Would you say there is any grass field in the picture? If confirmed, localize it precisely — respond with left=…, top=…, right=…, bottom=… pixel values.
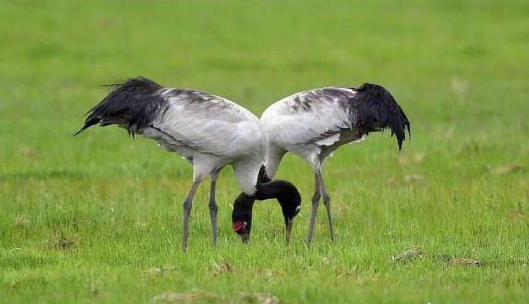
left=1, top=0, right=528, bottom=303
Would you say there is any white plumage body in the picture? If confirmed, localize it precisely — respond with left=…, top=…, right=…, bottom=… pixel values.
left=261, top=87, right=364, bottom=177
left=141, top=88, right=265, bottom=195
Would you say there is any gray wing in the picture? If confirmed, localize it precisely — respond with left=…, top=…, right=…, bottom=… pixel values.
left=261, top=87, right=360, bottom=148
left=146, top=89, right=262, bottom=158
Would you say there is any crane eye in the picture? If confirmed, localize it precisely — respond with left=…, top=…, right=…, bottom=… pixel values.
left=293, top=205, right=301, bottom=216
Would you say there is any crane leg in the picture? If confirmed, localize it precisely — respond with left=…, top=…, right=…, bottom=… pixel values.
left=307, top=172, right=321, bottom=244
left=318, top=172, right=335, bottom=242
left=209, top=179, right=219, bottom=247
left=182, top=181, right=200, bottom=253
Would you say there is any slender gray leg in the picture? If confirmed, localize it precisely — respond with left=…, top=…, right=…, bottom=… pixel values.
left=209, top=179, right=219, bottom=247
left=307, top=172, right=321, bottom=244
left=317, top=171, right=335, bottom=242
left=182, top=181, right=200, bottom=253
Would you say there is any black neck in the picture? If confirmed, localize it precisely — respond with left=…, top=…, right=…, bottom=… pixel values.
left=232, top=175, right=300, bottom=233
left=232, top=181, right=283, bottom=221
left=254, top=180, right=291, bottom=201
left=258, top=165, right=272, bottom=183
left=255, top=180, right=300, bottom=220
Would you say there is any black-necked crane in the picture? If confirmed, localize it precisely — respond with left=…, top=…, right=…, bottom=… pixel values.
left=75, top=77, right=301, bottom=251
left=250, top=83, right=410, bottom=244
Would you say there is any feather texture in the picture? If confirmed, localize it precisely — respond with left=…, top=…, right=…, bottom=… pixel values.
left=75, top=77, right=166, bottom=136
left=261, top=84, right=410, bottom=154
left=75, top=77, right=264, bottom=194
left=350, top=83, right=410, bottom=149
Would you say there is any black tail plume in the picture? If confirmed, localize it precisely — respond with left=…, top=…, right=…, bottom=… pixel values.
left=75, top=77, right=166, bottom=136
left=352, top=83, right=411, bottom=150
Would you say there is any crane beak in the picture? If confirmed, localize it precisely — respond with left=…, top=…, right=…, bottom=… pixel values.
left=241, top=232, right=250, bottom=244
left=285, top=218, right=294, bottom=244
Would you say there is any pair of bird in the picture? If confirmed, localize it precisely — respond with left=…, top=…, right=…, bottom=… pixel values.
left=75, top=77, right=410, bottom=252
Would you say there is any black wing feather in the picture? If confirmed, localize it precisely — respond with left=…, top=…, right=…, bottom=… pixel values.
left=350, top=83, right=411, bottom=150
left=74, top=77, right=167, bottom=136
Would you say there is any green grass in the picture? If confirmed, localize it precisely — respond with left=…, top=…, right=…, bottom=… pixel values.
left=1, top=0, right=528, bottom=303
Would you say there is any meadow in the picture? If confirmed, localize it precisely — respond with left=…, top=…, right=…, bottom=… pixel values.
left=1, top=0, right=528, bottom=303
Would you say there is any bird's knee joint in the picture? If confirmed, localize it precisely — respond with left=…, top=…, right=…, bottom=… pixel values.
left=322, top=194, right=331, bottom=205
left=209, top=201, right=218, bottom=213
left=182, top=200, right=192, bottom=214
left=311, top=193, right=321, bottom=205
